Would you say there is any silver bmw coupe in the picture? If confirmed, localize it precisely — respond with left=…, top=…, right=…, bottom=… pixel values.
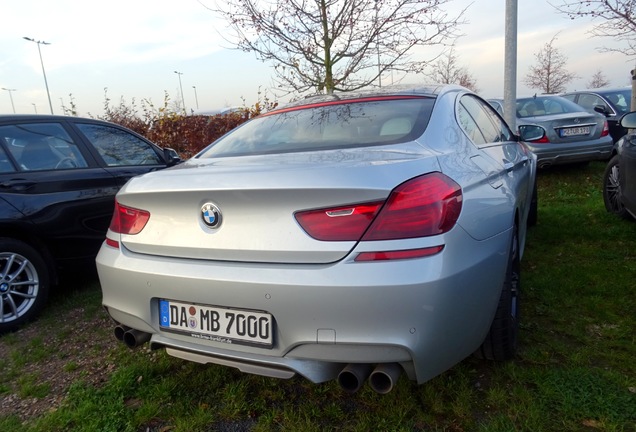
left=96, top=85, right=537, bottom=393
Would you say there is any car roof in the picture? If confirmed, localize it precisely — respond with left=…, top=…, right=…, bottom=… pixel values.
left=273, top=84, right=466, bottom=112
left=562, top=87, right=631, bottom=95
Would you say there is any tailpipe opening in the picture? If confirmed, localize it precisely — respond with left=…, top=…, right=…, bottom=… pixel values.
left=337, top=364, right=373, bottom=394
left=114, top=325, right=131, bottom=341
left=123, top=329, right=151, bottom=348
left=369, top=363, right=402, bottom=394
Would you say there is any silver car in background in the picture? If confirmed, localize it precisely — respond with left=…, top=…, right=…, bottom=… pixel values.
left=96, top=85, right=537, bottom=394
left=561, top=87, right=631, bottom=143
left=490, top=95, right=613, bottom=168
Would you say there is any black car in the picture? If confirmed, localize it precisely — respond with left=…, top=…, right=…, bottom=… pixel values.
left=0, top=115, right=180, bottom=332
left=561, top=88, right=631, bottom=143
left=603, top=112, right=636, bottom=220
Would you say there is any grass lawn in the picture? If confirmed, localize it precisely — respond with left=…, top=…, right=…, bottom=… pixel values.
left=1, top=161, right=634, bottom=431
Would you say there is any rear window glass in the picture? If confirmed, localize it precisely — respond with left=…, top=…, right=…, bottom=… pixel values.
left=197, top=97, right=434, bottom=158
left=516, top=96, right=586, bottom=118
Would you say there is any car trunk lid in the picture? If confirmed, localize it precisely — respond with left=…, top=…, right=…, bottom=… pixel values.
left=115, top=145, right=441, bottom=264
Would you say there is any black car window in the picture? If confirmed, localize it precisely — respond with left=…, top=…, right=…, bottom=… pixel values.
left=459, top=95, right=513, bottom=144
left=561, top=94, right=576, bottom=103
left=602, top=90, right=630, bottom=114
left=578, top=94, right=608, bottom=112
left=0, top=123, right=88, bottom=171
left=0, top=140, right=16, bottom=173
left=76, top=123, right=162, bottom=166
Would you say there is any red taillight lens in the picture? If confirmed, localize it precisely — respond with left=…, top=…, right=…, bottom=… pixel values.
left=295, top=201, right=384, bottom=241
left=601, top=120, right=610, bottom=137
left=363, top=173, right=462, bottom=240
left=295, top=173, right=462, bottom=242
left=109, top=200, right=150, bottom=235
left=529, top=134, right=550, bottom=144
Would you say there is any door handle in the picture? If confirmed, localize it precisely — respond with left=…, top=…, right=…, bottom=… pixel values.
left=0, top=179, right=36, bottom=192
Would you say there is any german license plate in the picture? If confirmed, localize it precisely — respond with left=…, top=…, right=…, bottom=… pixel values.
left=559, top=126, right=590, bottom=137
left=159, top=299, right=273, bottom=347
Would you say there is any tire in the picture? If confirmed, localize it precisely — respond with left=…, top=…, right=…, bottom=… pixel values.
left=0, top=238, right=51, bottom=333
left=475, top=224, right=519, bottom=361
left=602, top=155, right=632, bottom=220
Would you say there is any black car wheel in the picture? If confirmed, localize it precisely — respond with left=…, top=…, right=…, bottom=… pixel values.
left=603, top=155, right=632, bottom=220
left=475, top=224, right=519, bottom=361
left=0, top=238, right=50, bottom=333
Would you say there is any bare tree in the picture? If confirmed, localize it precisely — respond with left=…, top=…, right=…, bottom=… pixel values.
left=523, top=34, right=577, bottom=94
left=588, top=69, right=611, bottom=88
left=425, top=45, right=479, bottom=92
left=208, top=0, right=466, bottom=95
left=551, top=1, right=636, bottom=57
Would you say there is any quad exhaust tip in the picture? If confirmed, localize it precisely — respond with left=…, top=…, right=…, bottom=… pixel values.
left=337, top=363, right=373, bottom=394
left=113, top=325, right=151, bottom=348
left=337, top=363, right=402, bottom=394
left=113, top=325, right=402, bottom=392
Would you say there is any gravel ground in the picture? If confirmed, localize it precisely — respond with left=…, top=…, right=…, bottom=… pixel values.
left=0, top=282, right=117, bottom=422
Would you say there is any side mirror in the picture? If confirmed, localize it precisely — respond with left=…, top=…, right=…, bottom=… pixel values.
left=163, top=148, right=182, bottom=166
left=518, top=124, right=545, bottom=142
left=619, top=111, right=636, bottom=129
left=593, top=105, right=609, bottom=115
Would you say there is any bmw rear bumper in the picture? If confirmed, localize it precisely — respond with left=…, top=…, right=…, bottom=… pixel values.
left=96, top=225, right=512, bottom=384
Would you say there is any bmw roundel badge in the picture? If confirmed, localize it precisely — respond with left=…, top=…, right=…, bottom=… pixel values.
left=201, top=203, right=222, bottom=228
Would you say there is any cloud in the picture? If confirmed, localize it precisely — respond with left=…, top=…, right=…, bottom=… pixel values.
left=3, top=0, right=225, bottom=70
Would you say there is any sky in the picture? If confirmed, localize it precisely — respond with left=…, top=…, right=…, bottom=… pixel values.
left=0, top=0, right=634, bottom=116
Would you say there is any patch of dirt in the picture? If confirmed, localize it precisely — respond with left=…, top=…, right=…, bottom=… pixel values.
left=0, top=304, right=119, bottom=422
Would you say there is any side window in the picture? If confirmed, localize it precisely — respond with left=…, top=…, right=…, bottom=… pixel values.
left=459, top=95, right=513, bottom=145
left=0, top=140, right=16, bottom=173
left=77, top=124, right=162, bottom=166
left=457, top=102, right=486, bottom=145
left=0, top=123, right=88, bottom=171
left=578, top=94, right=607, bottom=112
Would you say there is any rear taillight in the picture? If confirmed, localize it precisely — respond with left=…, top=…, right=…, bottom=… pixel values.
left=295, top=173, right=462, bottom=242
left=109, top=200, right=150, bottom=235
left=363, top=173, right=462, bottom=240
left=105, top=201, right=150, bottom=249
left=294, top=201, right=384, bottom=241
left=601, top=120, right=610, bottom=137
left=529, top=134, right=550, bottom=144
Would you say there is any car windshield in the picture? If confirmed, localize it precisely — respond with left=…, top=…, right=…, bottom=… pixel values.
left=197, top=97, right=434, bottom=159
left=601, top=89, right=631, bottom=115
left=516, top=96, right=586, bottom=118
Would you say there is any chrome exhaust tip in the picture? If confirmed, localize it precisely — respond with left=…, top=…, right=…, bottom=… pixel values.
left=368, top=363, right=402, bottom=394
left=122, top=329, right=151, bottom=348
left=114, top=324, right=131, bottom=341
left=337, top=363, right=373, bottom=394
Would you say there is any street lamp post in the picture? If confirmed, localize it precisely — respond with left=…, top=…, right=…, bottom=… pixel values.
left=32, top=103, right=37, bottom=114
left=23, top=37, right=54, bottom=114
left=174, top=70, right=186, bottom=114
left=192, top=85, right=199, bottom=110
left=2, top=88, right=16, bottom=113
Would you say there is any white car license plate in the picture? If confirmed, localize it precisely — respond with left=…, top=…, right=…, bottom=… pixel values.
left=560, top=126, right=590, bottom=137
left=159, top=299, right=273, bottom=347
